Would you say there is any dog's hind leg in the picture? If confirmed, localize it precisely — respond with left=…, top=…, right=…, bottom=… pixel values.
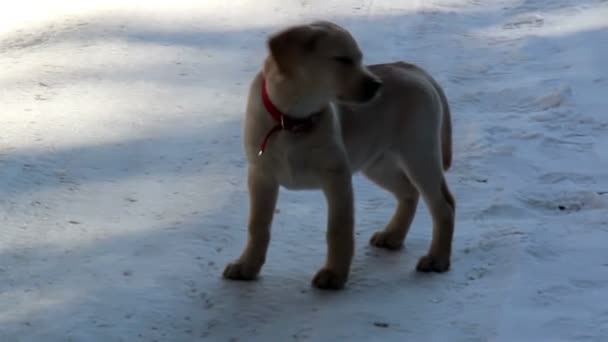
left=396, top=146, right=455, bottom=273
left=364, top=155, right=419, bottom=250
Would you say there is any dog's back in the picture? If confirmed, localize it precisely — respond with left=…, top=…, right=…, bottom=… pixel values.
left=338, top=61, right=452, bottom=172
left=376, top=62, right=452, bottom=170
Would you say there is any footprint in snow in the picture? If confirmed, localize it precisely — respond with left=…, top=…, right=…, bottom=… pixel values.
left=518, top=189, right=608, bottom=214
left=503, top=14, right=544, bottom=29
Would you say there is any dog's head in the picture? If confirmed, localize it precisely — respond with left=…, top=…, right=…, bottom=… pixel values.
left=266, top=21, right=382, bottom=105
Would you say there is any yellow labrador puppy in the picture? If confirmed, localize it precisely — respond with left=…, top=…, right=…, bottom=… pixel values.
left=223, top=21, right=455, bottom=290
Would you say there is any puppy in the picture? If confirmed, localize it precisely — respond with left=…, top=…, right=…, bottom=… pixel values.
left=223, top=21, right=455, bottom=290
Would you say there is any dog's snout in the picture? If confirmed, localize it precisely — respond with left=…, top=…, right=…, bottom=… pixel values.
left=362, top=78, right=382, bottom=100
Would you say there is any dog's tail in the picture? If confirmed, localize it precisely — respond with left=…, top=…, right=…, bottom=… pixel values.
left=432, top=79, right=452, bottom=171
left=440, top=89, right=452, bottom=171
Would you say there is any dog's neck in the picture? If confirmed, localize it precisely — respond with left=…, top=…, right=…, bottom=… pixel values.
left=254, top=57, right=329, bottom=156
left=262, top=57, right=328, bottom=119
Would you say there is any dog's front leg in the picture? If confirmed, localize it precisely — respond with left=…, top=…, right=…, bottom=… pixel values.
left=223, top=166, right=278, bottom=281
left=312, top=166, right=355, bottom=290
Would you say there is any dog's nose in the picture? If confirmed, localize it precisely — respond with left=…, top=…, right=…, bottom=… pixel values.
left=365, top=79, right=382, bottom=97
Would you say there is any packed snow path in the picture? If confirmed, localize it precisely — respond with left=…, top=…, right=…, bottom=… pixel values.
left=1, top=0, right=607, bottom=341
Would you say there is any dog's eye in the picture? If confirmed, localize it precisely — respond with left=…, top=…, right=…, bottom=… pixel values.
left=333, top=56, right=354, bottom=65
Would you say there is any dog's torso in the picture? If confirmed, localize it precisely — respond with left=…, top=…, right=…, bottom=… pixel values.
left=244, top=62, right=449, bottom=190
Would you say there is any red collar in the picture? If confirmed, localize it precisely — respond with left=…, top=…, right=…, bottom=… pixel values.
left=258, top=77, right=321, bottom=156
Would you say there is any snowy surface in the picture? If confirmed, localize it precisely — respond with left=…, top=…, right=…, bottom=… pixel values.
left=1, top=0, right=608, bottom=341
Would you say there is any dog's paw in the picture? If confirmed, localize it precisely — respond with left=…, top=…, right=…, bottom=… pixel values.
left=416, top=254, right=450, bottom=273
left=312, top=268, right=347, bottom=290
left=222, top=261, right=260, bottom=281
left=369, top=230, right=404, bottom=250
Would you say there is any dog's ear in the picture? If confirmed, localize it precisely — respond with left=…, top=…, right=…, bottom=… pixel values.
left=267, top=25, right=326, bottom=74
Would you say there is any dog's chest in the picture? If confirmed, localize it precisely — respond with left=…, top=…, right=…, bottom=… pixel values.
left=274, top=144, right=323, bottom=190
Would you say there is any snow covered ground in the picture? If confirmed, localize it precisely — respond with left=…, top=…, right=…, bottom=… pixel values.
left=1, top=0, right=607, bottom=341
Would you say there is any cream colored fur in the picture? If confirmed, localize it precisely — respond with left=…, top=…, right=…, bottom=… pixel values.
left=223, top=21, right=455, bottom=290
